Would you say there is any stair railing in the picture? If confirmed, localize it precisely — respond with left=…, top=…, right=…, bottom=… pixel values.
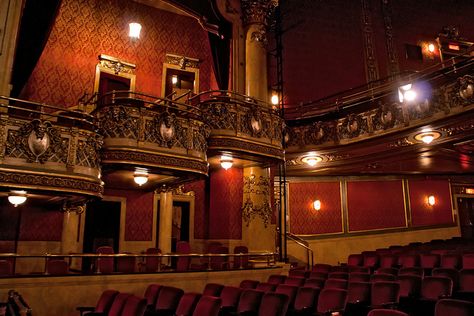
left=286, top=232, right=314, bottom=270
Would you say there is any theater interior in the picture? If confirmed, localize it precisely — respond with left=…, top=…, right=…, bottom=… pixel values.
left=0, top=0, right=473, bottom=315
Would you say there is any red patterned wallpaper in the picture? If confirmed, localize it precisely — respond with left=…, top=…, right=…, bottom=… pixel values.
left=209, top=168, right=243, bottom=239
left=347, top=180, right=406, bottom=232
left=183, top=180, right=207, bottom=239
left=105, top=188, right=154, bottom=241
left=289, top=182, right=342, bottom=235
left=19, top=206, right=63, bottom=241
left=408, top=179, right=453, bottom=227
left=21, top=0, right=216, bottom=107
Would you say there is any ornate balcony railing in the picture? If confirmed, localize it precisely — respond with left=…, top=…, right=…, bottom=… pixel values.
left=96, top=91, right=209, bottom=176
left=190, top=90, right=285, bottom=160
left=0, top=96, right=103, bottom=198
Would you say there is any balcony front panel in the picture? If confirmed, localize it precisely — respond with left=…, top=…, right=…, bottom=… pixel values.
left=196, top=91, right=285, bottom=160
left=96, top=92, right=209, bottom=176
left=0, top=99, right=102, bottom=198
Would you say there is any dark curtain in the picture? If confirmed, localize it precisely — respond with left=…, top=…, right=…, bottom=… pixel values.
left=208, top=32, right=231, bottom=90
left=10, top=0, right=62, bottom=97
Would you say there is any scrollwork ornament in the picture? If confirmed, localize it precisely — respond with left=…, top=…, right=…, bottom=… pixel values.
left=339, top=114, right=366, bottom=139
left=250, top=25, right=267, bottom=44
left=240, top=0, right=278, bottom=26
left=458, top=75, right=474, bottom=102
left=241, top=173, right=272, bottom=227
left=157, top=111, right=177, bottom=148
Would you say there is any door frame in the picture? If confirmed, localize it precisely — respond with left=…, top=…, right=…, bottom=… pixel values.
left=80, top=196, right=126, bottom=253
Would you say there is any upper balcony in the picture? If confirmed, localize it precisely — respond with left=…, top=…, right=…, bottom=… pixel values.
left=95, top=91, right=209, bottom=186
left=0, top=96, right=102, bottom=201
left=284, top=51, right=474, bottom=175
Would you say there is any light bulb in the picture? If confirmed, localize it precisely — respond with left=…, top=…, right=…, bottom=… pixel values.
left=129, top=23, right=142, bottom=39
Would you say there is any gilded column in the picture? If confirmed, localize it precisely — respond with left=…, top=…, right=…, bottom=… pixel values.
left=0, top=0, right=22, bottom=102
left=60, top=205, right=85, bottom=270
left=159, top=191, right=173, bottom=254
left=241, top=0, right=276, bottom=102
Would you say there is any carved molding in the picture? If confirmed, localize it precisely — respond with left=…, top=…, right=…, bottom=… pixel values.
left=381, top=0, right=400, bottom=76
left=208, top=138, right=284, bottom=159
left=360, top=0, right=379, bottom=83
left=165, top=54, right=200, bottom=70
left=101, top=150, right=208, bottom=174
left=240, top=0, right=277, bottom=26
left=0, top=170, right=103, bottom=196
left=242, top=173, right=272, bottom=227
left=98, top=54, right=136, bottom=75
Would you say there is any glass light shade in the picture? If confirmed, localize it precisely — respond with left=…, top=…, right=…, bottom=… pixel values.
left=220, top=155, right=233, bottom=170
left=8, top=195, right=27, bottom=207
left=129, top=22, right=142, bottom=39
left=313, top=200, right=321, bottom=211
left=306, top=158, right=319, bottom=166
left=421, top=134, right=434, bottom=144
left=428, top=43, right=435, bottom=52
left=428, top=195, right=436, bottom=206
left=271, top=94, right=279, bottom=105
left=171, top=75, right=178, bottom=85
left=134, top=174, right=148, bottom=186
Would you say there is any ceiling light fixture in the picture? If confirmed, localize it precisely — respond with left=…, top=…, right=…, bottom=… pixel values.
left=398, top=83, right=418, bottom=103
left=8, top=191, right=27, bottom=207
left=220, top=155, right=233, bottom=170
left=302, top=155, right=323, bottom=167
left=414, top=129, right=441, bottom=144
left=133, top=168, right=149, bottom=186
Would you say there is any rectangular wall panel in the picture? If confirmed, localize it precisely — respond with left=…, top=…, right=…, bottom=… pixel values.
left=408, top=179, right=453, bottom=227
left=289, top=182, right=343, bottom=235
left=347, top=180, right=406, bottom=232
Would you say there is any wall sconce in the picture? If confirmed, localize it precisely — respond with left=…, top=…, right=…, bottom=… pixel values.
left=134, top=168, right=148, bottom=186
left=220, top=155, right=233, bottom=170
left=129, top=22, right=142, bottom=39
left=398, top=83, right=417, bottom=103
left=171, top=75, right=178, bottom=85
left=8, top=191, right=27, bottom=207
left=313, top=199, right=321, bottom=211
left=427, top=195, right=436, bottom=206
left=271, top=94, right=279, bottom=105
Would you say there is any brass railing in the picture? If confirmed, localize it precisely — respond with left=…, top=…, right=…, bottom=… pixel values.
left=0, top=252, right=279, bottom=276
left=286, top=232, right=314, bottom=269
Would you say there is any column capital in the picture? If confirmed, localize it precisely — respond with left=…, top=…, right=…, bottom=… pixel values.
left=240, top=0, right=277, bottom=26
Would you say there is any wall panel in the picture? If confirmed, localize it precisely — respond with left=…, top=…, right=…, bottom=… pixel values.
left=184, top=180, right=207, bottom=239
left=209, top=168, right=243, bottom=239
left=408, top=179, right=453, bottom=227
left=289, top=182, right=342, bottom=235
left=347, top=180, right=406, bottom=231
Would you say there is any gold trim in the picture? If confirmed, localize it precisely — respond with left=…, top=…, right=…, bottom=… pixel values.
left=101, top=159, right=207, bottom=175
left=210, top=135, right=282, bottom=149
left=0, top=183, right=102, bottom=197
left=402, top=179, right=409, bottom=227
left=448, top=180, right=455, bottom=223
left=341, top=180, right=347, bottom=233
left=0, top=167, right=100, bottom=182
left=93, top=55, right=136, bottom=96
left=104, top=146, right=206, bottom=162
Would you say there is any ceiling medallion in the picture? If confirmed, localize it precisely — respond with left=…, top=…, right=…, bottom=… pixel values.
left=301, top=155, right=324, bottom=167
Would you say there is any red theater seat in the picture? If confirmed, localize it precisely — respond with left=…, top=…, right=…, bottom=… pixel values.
left=435, top=299, right=474, bottom=316
left=192, top=296, right=221, bottom=316
left=236, top=289, right=264, bottom=315
left=315, top=288, right=347, bottom=316
left=175, top=293, right=201, bottom=316
left=258, top=292, right=289, bottom=316
left=77, top=289, right=119, bottom=316
left=121, top=295, right=147, bottom=316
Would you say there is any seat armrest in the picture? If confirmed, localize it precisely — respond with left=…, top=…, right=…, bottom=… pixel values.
left=76, top=306, right=95, bottom=316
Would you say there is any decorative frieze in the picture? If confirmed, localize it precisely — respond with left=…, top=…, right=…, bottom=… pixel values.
left=240, top=0, right=277, bottom=26
left=242, top=173, right=272, bottom=227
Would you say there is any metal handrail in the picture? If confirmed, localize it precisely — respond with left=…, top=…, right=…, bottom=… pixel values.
left=0, top=251, right=279, bottom=276
left=286, top=232, right=314, bottom=269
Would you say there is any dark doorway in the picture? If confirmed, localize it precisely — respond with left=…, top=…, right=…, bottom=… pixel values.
left=83, top=200, right=121, bottom=271
left=457, top=197, right=474, bottom=239
left=98, top=72, right=131, bottom=96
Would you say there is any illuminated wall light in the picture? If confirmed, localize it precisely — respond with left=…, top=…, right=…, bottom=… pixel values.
left=8, top=191, right=27, bottom=207
left=466, top=188, right=474, bottom=194
left=398, top=83, right=417, bottom=103
left=129, top=22, right=142, bottom=39
left=428, top=43, right=436, bottom=53
left=220, top=155, right=233, bottom=170
left=448, top=43, right=460, bottom=51
left=171, top=75, right=178, bottom=85
left=271, top=94, right=279, bottom=105
left=427, top=195, right=436, bottom=206
left=313, top=199, right=321, bottom=211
